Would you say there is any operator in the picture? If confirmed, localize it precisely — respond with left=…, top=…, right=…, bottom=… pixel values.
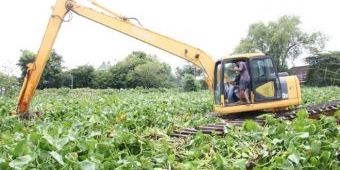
left=229, top=59, right=250, bottom=104
left=224, top=72, right=240, bottom=104
left=224, top=78, right=233, bottom=104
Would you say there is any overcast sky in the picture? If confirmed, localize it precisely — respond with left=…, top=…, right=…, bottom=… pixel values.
left=1, top=0, right=339, bottom=76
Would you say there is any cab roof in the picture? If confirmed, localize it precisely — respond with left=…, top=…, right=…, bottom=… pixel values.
left=217, top=52, right=265, bottom=62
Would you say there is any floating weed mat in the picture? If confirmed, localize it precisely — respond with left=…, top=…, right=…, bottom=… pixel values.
left=0, top=87, right=339, bottom=169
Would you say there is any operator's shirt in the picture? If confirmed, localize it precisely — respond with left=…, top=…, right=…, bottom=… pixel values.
left=238, top=61, right=250, bottom=82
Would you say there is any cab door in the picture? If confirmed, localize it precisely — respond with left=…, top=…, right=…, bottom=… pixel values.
left=213, top=59, right=239, bottom=105
left=213, top=60, right=223, bottom=105
left=249, top=57, right=282, bottom=102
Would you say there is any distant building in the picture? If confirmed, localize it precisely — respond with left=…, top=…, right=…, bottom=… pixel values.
left=97, top=61, right=112, bottom=71
left=290, top=66, right=309, bottom=83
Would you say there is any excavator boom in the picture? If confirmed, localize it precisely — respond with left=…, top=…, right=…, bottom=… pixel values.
left=17, top=0, right=215, bottom=114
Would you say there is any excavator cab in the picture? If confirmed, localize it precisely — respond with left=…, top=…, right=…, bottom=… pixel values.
left=213, top=53, right=301, bottom=115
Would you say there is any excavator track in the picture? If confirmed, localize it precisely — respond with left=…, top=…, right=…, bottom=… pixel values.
left=171, top=100, right=340, bottom=138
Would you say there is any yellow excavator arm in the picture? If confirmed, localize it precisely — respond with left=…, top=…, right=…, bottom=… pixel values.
left=17, top=0, right=216, bottom=114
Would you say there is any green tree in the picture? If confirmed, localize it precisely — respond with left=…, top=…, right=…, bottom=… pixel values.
left=175, top=64, right=208, bottom=89
left=108, top=51, right=152, bottom=88
left=69, top=65, right=95, bottom=88
left=128, top=62, right=172, bottom=88
left=234, top=15, right=328, bottom=72
left=17, top=50, right=35, bottom=78
left=108, top=51, right=174, bottom=88
left=92, top=70, right=111, bottom=89
left=183, top=74, right=200, bottom=91
left=17, top=49, right=64, bottom=89
left=0, top=72, right=19, bottom=96
left=305, top=51, right=340, bottom=86
left=97, top=61, right=112, bottom=71
left=58, top=71, right=74, bottom=88
left=175, top=64, right=203, bottom=78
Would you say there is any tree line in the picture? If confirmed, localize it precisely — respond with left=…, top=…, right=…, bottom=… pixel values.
left=16, top=50, right=205, bottom=91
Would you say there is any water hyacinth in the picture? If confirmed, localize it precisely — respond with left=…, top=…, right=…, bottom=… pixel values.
left=0, top=87, right=339, bottom=169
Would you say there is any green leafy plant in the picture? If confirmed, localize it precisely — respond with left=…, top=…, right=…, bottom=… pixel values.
left=0, top=87, right=339, bottom=169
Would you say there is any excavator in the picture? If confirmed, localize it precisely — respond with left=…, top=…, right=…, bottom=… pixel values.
left=17, top=0, right=303, bottom=117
